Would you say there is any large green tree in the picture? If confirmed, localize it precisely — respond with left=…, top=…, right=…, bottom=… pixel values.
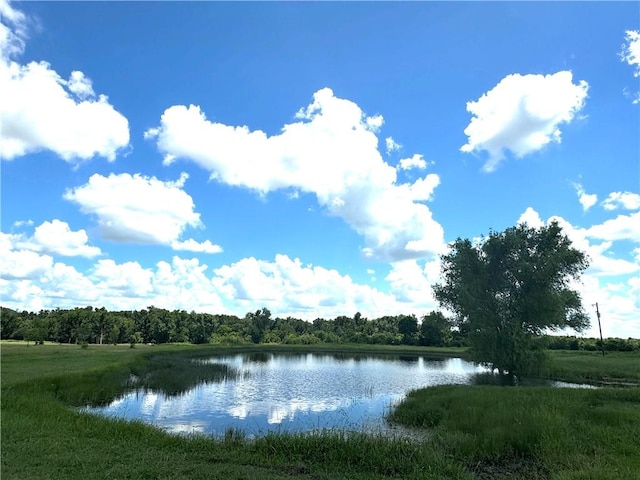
left=433, top=221, right=589, bottom=377
left=419, top=311, right=452, bottom=347
left=247, top=308, right=273, bottom=344
left=398, top=315, right=419, bottom=345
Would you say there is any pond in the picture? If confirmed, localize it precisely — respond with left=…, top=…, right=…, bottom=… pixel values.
left=84, top=352, right=487, bottom=438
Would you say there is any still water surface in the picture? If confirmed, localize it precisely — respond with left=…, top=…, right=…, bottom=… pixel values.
left=85, top=353, right=487, bottom=437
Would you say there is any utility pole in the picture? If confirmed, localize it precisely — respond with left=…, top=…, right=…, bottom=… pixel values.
left=594, top=302, right=605, bottom=357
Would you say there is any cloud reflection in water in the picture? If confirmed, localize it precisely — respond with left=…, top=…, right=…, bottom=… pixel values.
left=85, top=354, right=487, bottom=437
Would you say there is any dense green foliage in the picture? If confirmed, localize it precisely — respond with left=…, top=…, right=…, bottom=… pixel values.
left=1, top=305, right=442, bottom=347
left=419, top=310, right=453, bottom=347
left=2, top=344, right=638, bottom=480
left=544, top=334, right=640, bottom=352
left=434, top=221, right=590, bottom=377
left=2, top=305, right=635, bottom=356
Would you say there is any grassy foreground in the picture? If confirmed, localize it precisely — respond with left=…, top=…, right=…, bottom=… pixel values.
left=390, top=385, right=640, bottom=479
left=1, top=343, right=639, bottom=479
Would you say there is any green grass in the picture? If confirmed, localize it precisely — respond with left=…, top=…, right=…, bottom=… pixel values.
left=2, top=342, right=639, bottom=479
left=389, top=385, right=640, bottom=479
left=543, top=349, right=640, bottom=385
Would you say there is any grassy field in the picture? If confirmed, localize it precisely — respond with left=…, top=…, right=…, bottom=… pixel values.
left=390, top=385, right=640, bottom=479
left=543, top=349, right=640, bottom=385
left=1, top=342, right=639, bottom=479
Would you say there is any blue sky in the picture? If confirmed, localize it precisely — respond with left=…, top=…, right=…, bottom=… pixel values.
left=1, top=1, right=638, bottom=338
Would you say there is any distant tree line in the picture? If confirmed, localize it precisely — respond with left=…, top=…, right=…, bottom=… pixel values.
left=543, top=335, right=639, bottom=352
left=1, top=305, right=636, bottom=352
left=0, top=306, right=459, bottom=347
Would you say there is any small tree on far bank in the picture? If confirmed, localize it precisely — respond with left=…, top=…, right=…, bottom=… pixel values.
left=419, top=311, right=452, bottom=347
left=248, top=308, right=273, bottom=344
left=433, top=221, right=589, bottom=378
left=129, top=331, right=143, bottom=348
left=398, top=315, right=418, bottom=345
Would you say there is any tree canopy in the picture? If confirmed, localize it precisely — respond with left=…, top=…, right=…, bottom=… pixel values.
left=433, top=221, right=590, bottom=377
left=419, top=311, right=452, bottom=347
left=0, top=306, right=448, bottom=348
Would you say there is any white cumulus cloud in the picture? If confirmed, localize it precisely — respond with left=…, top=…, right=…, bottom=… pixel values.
left=14, top=219, right=101, bottom=258
left=64, top=172, right=222, bottom=253
left=146, top=88, right=445, bottom=261
left=0, top=0, right=27, bottom=59
left=0, top=0, right=129, bottom=162
left=461, top=71, right=589, bottom=172
left=66, top=70, right=95, bottom=100
left=171, top=239, right=223, bottom=254
left=601, top=191, right=640, bottom=211
left=385, top=258, right=440, bottom=307
left=517, top=206, right=545, bottom=229
left=620, top=30, right=640, bottom=104
left=151, top=256, right=224, bottom=312
left=40, top=262, right=99, bottom=304
left=577, top=274, right=639, bottom=340
left=0, top=232, right=53, bottom=280
left=620, top=30, right=640, bottom=77
left=573, top=183, right=598, bottom=211
left=585, top=211, right=640, bottom=243
left=385, top=136, right=401, bottom=155
left=0, top=253, right=227, bottom=313
left=213, top=254, right=400, bottom=318
left=91, top=259, right=154, bottom=298
left=398, top=154, right=428, bottom=171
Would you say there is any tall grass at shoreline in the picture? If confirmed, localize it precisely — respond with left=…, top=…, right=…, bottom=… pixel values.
left=389, top=384, right=640, bottom=478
